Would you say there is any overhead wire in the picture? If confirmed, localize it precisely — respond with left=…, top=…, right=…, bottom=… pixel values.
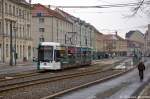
left=55, top=1, right=150, bottom=8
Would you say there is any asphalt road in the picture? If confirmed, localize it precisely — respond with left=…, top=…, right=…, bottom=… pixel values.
left=58, top=58, right=150, bottom=99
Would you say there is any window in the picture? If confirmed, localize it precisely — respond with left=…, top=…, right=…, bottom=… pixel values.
left=0, top=2, right=1, bottom=12
left=13, top=6, right=15, bottom=16
left=9, top=4, right=12, bottom=15
left=6, top=22, right=8, bottom=35
left=27, top=12, right=30, bottom=20
left=38, top=46, right=53, bottom=62
left=16, top=8, right=19, bottom=16
left=19, top=9, right=21, bottom=17
left=6, top=44, right=8, bottom=57
left=20, top=45, right=22, bottom=58
left=36, top=12, right=43, bottom=17
left=55, top=50, right=61, bottom=62
left=39, top=37, right=44, bottom=42
left=39, top=18, right=44, bottom=23
left=5, top=3, right=8, bottom=14
left=27, top=24, right=30, bottom=38
left=0, top=22, right=1, bottom=34
left=39, top=28, right=45, bottom=32
left=20, top=25, right=22, bottom=37
left=23, top=26, right=24, bottom=37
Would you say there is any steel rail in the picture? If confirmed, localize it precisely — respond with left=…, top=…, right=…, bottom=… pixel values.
left=0, top=60, right=125, bottom=93
left=41, top=66, right=136, bottom=99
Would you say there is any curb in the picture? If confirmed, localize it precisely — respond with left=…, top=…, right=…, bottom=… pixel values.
left=129, top=65, right=150, bottom=99
left=0, top=63, right=33, bottom=68
left=130, top=78, right=150, bottom=99
left=137, top=83, right=150, bottom=99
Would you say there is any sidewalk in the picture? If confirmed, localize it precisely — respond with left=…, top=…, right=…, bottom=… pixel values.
left=0, top=57, right=127, bottom=75
left=0, top=61, right=34, bottom=68
left=92, top=57, right=128, bottom=65
left=0, top=62, right=36, bottom=75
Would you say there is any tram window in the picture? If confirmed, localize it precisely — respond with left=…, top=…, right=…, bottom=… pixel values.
left=55, top=50, right=66, bottom=62
left=38, top=46, right=53, bottom=62
left=55, top=50, right=61, bottom=62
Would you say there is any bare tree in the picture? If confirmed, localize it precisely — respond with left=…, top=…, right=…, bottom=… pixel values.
left=132, top=0, right=150, bottom=16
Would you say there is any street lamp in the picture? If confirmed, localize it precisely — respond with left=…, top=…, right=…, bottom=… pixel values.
left=13, top=26, right=17, bottom=65
left=9, top=21, right=13, bottom=66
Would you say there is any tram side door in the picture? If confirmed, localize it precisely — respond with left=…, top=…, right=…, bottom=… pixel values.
left=53, top=47, right=61, bottom=69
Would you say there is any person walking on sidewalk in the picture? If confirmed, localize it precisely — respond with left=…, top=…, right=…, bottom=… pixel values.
left=137, top=61, right=145, bottom=82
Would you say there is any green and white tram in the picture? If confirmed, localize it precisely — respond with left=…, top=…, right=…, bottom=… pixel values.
left=37, top=42, right=92, bottom=70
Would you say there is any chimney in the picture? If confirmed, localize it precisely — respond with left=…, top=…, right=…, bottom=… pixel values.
left=29, top=0, right=32, bottom=4
left=115, top=31, right=118, bottom=36
left=48, top=5, right=51, bottom=8
left=148, top=24, right=150, bottom=30
left=148, top=24, right=150, bottom=39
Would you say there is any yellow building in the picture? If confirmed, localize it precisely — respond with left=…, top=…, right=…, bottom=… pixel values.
left=95, top=32, right=128, bottom=59
left=0, top=0, right=32, bottom=64
left=104, top=34, right=127, bottom=55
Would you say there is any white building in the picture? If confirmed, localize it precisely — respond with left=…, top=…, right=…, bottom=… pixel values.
left=144, top=24, right=150, bottom=56
left=0, top=0, right=32, bottom=64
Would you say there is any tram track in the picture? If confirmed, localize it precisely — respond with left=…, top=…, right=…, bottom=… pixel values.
left=0, top=59, right=125, bottom=94
left=0, top=69, right=118, bottom=92
left=41, top=68, right=135, bottom=99
left=0, top=71, right=40, bottom=81
left=1, top=68, right=133, bottom=99
left=0, top=59, right=133, bottom=99
left=41, top=70, right=125, bottom=99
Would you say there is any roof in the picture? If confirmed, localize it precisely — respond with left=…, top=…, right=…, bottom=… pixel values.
left=32, top=4, right=66, bottom=21
left=9, top=0, right=31, bottom=7
left=126, top=31, right=135, bottom=38
left=103, top=34, right=124, bottom=40
left=126, top=30, right=144, bottom=38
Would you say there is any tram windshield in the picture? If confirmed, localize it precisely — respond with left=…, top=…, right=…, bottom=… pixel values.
left=38, top=46, right=53, bottom=62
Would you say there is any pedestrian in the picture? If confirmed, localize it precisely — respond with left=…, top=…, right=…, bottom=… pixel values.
left=137, top=61, right=145, bottom=82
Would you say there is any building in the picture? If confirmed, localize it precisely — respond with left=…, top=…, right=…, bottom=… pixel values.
left=94, top=30, right=103, bottom=59
left=126, top=30, right=144, bottom=56
left=32, top=4, right=94, bottom=57
left=102, top=33, right=127, bottom=57
left=32, top=4, right=73, bottom=57
left=144, top=24, right=150, bottom=56
left=55, top=7, right=94, bottom=48
left=94, top=31, right=127, bottom=59
left=0, top=0, right=32, bottom=64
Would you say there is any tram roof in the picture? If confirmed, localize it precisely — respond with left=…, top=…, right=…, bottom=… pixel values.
left=39, top=42, right=60, bottom=46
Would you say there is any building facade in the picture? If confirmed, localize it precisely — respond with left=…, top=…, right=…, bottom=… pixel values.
left=144, top=24, right=150, bottom=56
left=126, top=30, right=144, bottom=56
left=94, top=32, right=127, bottom=59
left=103, top=34, right=127, bottom=57
left=94, top=31, right=104, bottom=59
left=0, top=0, right=32, bottom=64
left=32, top=4, right=73, bottom=57
left=55, top=8, right=94, bottom=48
left=32, top=4, right=94, bottom=58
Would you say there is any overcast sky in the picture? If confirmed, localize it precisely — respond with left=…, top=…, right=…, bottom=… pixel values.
left=30, top=0, right=150, bottom=38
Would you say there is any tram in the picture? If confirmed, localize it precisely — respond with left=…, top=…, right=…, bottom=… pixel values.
left=37, top=42, right=92, bottom=70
